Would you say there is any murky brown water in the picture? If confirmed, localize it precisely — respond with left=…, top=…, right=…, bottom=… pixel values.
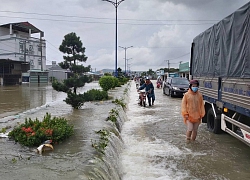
left=1, top=81, right=250, bottom=180
left=121, top=80, right=250, bottom=180
left=0, top=83, right=70, bottom=118
left=0, top=82, right=123, bottom=180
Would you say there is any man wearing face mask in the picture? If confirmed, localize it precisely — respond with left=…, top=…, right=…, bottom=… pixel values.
left=181, top=80, right=205, bottom=141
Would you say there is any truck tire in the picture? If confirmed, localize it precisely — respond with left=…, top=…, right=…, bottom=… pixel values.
left=207, top=108, right=221, bottom=134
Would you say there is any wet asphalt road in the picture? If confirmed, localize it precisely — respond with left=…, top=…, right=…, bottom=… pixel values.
left=0, top=81, right=250, bottom=180
left=121, top=80, right=250, bottom=180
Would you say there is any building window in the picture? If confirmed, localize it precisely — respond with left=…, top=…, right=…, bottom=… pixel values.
left=38, top=58, right=41, bottom=65
left=19, top=42, right=24, bottom=53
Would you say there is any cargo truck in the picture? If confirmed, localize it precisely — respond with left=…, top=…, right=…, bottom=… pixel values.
left=190, top=2, right=250, bottom=146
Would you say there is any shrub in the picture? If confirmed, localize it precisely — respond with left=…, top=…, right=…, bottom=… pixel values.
left=118, top=77, right=129, bottom=85
left=112, top=98, right=126, bottom=110
left=106, top=108, right=119, bottom=123
left=112, top=77, right=120, bottom=88
left=91, top=129, right=110, bottom=155
left=64, top=92, right=85, bottom=109
left=99, top=76, right=115, bottom=91
left=83, top=89, right=108, bottom=101
left=8, top=113, right=74, bottom=147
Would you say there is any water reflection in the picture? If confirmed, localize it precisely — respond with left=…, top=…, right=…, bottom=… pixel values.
left=0, top=84, right=65, bottom=118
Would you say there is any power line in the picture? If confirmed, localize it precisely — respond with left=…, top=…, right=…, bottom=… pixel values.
left=165, top=52, right=190, bottom=61
left=155, top=52, right=190, bottom=69
left=0, top=15, right=215, bottom=26
left=0, top=10, right=219, bottom=22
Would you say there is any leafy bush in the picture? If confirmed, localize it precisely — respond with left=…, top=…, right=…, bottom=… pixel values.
left=99, top=76, right=115, bottom=91
left=112, top=77, right=120, bottom=88
left=64, top=92, right=85, bottom=109
left=106, top=108, right=119, bottom=123
left=83, top=89, right=108, bottom=101
left=112, top=98, right=126, bottom=110
left=118, top=77, right=129, bottom=85
left=8, top=113, right=74, bottom=147
left=52, top=80, right=70, bottom=93
left=91, top=129, right=110, bottom=155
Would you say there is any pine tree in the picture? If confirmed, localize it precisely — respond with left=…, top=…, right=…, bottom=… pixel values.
left=52, top=32, right=92, bottom=109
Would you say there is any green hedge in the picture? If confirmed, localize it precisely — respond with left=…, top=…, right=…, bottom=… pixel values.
left=99, top=76, right=115, bottom=91
left=83, top=89, right=108, bottom=101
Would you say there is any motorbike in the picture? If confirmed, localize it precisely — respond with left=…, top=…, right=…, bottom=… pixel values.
left=138, top=89, right=147, bottom=107
left=156, top=82, right=161, bottom=88
left=156, top=81, right=162, bottom=88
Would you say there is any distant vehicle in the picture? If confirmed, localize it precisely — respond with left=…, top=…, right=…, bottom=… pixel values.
left=163, top=77, right=189, bottom=97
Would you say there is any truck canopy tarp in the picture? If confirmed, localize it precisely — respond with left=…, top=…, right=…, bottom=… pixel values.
left=191, top=2, right=250, bottom=78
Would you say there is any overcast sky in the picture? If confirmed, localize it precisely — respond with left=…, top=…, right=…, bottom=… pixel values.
left=0, top=0, right=248, bottom=72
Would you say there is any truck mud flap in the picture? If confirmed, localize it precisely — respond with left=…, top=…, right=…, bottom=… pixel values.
left=221, top=114, right=250, bottom=147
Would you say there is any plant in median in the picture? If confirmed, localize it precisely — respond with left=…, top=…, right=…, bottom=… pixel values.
left=8, top=113, right=74, bottom=147
left=106, top=108, right=119, bottom=123
left=52, top=32, right=92, bottom=109
left=112, top=98, right=126, bottom=110
left=91, top=129, right=110, bottom=155
left=99, top=76, right=115, bottom=91
left=83, top=89, right=108, bottom=101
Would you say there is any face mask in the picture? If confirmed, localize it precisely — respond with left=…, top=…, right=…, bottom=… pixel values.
left=191, top=87, right=198, bottom=92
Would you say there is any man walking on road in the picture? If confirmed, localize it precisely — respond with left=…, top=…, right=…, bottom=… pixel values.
left=138, top=77, right=155, bottom=106
left=181, top=80, right=205, bottom=141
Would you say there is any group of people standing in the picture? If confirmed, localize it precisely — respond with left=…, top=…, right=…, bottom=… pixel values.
left=134, top=76, right=205, bottom=142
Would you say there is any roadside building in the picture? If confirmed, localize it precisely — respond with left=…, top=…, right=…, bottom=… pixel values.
left=46, top=61, right=70, bottom=82
left=179, top=62, right=190, bottom=80
left=0, top=22, right=47, bottom=85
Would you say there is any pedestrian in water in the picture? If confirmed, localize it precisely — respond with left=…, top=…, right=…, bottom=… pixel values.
left=181, top=80, right=205, bottom=141
left=138, top=77, right=155, bottom=106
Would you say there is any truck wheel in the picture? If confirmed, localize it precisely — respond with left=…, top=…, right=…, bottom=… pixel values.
left=207, top=108, right=221, bottom=134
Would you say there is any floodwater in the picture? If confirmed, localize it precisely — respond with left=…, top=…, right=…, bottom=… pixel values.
left=0, top=82, right=121, bottom=180
left=121, top=81, right=250, bottom=180
left=0, top=81, right=250, bottom=180
left=0, top=83, right=64, bottom=118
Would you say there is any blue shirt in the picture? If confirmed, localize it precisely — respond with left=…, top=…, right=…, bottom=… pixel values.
left=139, top=82, right=154, bottom=95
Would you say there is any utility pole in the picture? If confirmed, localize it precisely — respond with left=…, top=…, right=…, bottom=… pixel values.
left=102, top=0, right=125, bottom=77
left=165, top=60, right=170, bottom=72
left=23, top=40, right=27, bottom=62
left=126, top=57, right=132, bottom=74
left=127, top=63, right=132, bottom=73
left=40, top=32, right=44, bottom=71
left=119, top=45, right=132, bottom=75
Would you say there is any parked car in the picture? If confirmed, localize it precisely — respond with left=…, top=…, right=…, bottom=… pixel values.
left=163, top=77, right=189, bottom=97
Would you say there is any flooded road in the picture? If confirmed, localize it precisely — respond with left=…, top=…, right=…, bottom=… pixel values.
left=121, top=80, right=250, bottom=180
left=0, top=81, right=250, bottom=180
left=0, top=82, right=123, bottom=180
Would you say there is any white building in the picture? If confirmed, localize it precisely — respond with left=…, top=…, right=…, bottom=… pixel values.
left=0, top=22, right=47, bottom=85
